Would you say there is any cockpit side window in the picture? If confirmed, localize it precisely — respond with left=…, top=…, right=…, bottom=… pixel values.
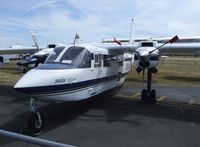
left=45, top=46, right=65, bottom=63
left=60, top=47, right=84, bottom=64
left=77, top=51, right=93, bottom=68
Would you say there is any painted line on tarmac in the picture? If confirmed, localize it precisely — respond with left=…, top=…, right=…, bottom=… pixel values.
left=157, top=96, right=166, bottom=102
left=158, top=100, right=200, bottom=111
left=130, top=93, right=140, bottom=99
left=114, top=94, right=139, bottom=101
left=115, top=95, right=200, bottom=111
left=115, top=93, right=140, bottom=100
left=188, top=99, right=196, bottom=105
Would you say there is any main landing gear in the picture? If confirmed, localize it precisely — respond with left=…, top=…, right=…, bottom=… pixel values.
left=141, top=68, right=157, bottom=103
left=26, top=98, right=43, bottom=136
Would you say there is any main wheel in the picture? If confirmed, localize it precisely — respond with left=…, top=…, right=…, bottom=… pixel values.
left=150, top=89, right=156, bottom=103
left=27, top=112, right=43, bottom=136
left=141, top=89, right=147, bottom=102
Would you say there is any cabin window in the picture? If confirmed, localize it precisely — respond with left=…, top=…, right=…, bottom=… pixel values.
left=48, top=44, right=56, bottom=48
left=103, top=55, right=123, bottom=67
left=94, top=54, right=102, bottom=67
left=104, top=55, right=111, bottom=67
left=110, top=55, right=123, bottom=66
left=141, top=42, right=153, bottom=47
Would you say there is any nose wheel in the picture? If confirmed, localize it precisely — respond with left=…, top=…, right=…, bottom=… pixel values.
left=141, top=69, right=156, bottom=103
left=27, top=98, right=43, bottom=136
left=141, top=89, right=156, bottom=103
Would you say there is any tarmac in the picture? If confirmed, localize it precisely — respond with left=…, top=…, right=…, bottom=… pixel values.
left=1, top=83, right=200, bottom=147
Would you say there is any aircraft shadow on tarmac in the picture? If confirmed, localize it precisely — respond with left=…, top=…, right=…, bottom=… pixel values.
left=1, top=91, right=200, bottom=145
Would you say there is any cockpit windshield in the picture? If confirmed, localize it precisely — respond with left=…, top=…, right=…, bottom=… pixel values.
left=45, top=46, right=93, bottom=68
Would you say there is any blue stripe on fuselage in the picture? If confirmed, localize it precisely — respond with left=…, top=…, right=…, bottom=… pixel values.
left=14, top=72, right=128, bottom=95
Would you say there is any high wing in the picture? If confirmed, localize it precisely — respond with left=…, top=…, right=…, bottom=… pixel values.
left=0, top=45, right=39, bottom=55
left=157, top=43, right=200, bottom=56
left=102, top=37, right=200, bottom=56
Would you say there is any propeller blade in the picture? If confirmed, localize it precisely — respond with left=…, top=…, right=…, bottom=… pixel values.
left=30, top=30, right=40, bottom=51
left=169, top=35, right=179, bottom=43
left=149, top=35, right=179, bottom=54
left=113, top=38, right=122, bottom=46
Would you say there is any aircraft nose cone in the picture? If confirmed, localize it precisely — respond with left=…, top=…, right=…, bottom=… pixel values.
left=14, top=69, right=49, bottom=95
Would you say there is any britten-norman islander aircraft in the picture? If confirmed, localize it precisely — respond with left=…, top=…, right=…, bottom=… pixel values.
left=14, top=40, right=134, bottom=135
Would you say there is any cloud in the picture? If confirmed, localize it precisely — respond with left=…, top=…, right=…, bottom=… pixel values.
left=1, top=0, right=200, bottom=47
left=26, top=0, right=57, bottom=12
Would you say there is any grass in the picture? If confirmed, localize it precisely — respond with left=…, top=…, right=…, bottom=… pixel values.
left=0, top=61, right=24, bottom=86
left=127, top=57, right=200, bottom=86
left=1, top=57, right=200, bottom=86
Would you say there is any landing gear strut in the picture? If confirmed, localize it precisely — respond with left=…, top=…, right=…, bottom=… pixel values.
left=27, top=98, right=43, bottom=136
left=141, top=69, right=156, bottom=103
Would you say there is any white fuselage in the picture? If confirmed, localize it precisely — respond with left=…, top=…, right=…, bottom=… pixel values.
left=14, top=45, right=132, bottom=102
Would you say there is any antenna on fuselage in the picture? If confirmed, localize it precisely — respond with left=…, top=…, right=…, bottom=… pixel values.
left=73, top=32, right=80, bottom=46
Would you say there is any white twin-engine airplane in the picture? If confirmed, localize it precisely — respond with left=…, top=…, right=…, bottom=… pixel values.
left=16, top=31, right=64, bottom=69
left=14, top=42, right=133, bottom=135
left=133, top=35, right=179, bottom=102
left=0, top=31, right=63, bottom=68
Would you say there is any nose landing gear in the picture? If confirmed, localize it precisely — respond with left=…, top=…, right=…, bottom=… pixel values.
left=27, top=98, right=43, bottom=136
left=141, top=69, right=156, bottom=103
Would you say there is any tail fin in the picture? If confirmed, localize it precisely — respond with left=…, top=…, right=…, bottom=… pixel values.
left=129, top=18, right=134, bottom=44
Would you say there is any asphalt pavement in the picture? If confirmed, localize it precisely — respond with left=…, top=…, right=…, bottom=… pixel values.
left=1, top=84, right=200, bottom=147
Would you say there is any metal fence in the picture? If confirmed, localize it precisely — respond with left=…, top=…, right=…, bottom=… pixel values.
left=0, top=130, right=75, bottom=147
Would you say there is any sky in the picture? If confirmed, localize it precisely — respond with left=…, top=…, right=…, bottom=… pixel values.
left=0, top=0, right=200, bottom=47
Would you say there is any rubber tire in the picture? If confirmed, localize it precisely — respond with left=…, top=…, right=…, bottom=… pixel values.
left=150, top=89, right=156, bottom=103
left=141, top=89, right=147, bottom=102
left=27, top=112, right=43, bottom=136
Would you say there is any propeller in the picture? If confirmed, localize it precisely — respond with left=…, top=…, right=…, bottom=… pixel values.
left=30, top=30, right=40, bottom=51
left=17, top=31, right=44, bottom=69
left=149, top=35, right=179, bottom=54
